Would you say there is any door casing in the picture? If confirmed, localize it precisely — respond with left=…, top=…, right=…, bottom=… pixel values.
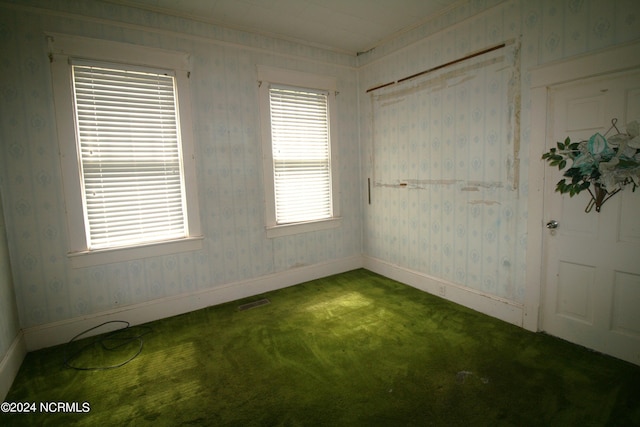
left=525, top=40, right=640, bottom=333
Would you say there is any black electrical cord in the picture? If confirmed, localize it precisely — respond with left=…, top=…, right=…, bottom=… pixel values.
left=63, top=320, right=152, bottom=371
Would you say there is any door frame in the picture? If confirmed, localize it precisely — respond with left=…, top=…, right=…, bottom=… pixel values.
left=524, top=40, right=640, bottom=333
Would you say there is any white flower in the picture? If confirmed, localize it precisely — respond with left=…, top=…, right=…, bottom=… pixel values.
left=599, top=157, right=619, bottom=171
left=628, top=135, right=640, bottom=149
left=599, top=170, right=618, bottom=190
left=627, top=120, right=640, bottom=149
left=607, top=133, right=628, bottom=147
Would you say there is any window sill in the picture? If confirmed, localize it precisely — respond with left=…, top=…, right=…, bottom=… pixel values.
left=265, top=217, right=342, bottom=238
left=68, top=236, right=204, bottom=268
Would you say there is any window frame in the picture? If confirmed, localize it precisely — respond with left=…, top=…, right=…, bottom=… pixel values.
left=49, top=34, right=202, bottom=268
left=257, top=65, right=341, bottom=238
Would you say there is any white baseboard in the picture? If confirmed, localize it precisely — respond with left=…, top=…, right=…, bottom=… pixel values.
left=0, top=331, right=26, bottom=402
left=23, top=255, right=363, bottom=351
left=363, top=256, right=524, bottom=327
left=20, top=254, right=524, bottom=353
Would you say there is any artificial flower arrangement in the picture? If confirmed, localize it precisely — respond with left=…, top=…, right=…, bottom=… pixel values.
left=541, top=119, right=640, bottom=212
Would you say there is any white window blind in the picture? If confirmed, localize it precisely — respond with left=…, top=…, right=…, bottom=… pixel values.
left=269, top=85, right=333, bottom=224
left=72, top=62, right=188, bottom=249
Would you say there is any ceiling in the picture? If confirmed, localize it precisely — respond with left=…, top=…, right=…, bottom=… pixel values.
left=107, top=0, right=461, bottom=55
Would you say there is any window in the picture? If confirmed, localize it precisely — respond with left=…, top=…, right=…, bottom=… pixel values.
left=72, top=62, right=187, bottom=249
left=269, top=85, right=332, bottom=223
left=49, top=34, right=202, bottom=267
left=258, top=66, right=341, bottom=238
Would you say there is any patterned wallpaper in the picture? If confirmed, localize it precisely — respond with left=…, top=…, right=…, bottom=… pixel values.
left=368, top=43, right=522, bottom=300
left=0, top=0, right=361, bottom=331
left=359, top=0, right=640, bottom=304
left=1, top=0, right=640, bottom=354
left=0, top=191, right=19, bottom=359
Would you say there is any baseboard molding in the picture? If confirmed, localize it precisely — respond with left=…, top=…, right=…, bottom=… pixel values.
left=363, top=256, right=524, bottom=327
left=21, top=254, right=524, bottom=352
left=23, top=255, right=363, bottom=351
left=0, top=331, right=26, bottom=402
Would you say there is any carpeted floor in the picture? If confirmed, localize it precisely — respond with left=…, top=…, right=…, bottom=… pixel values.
left=2, top=269, right=639, bottom=426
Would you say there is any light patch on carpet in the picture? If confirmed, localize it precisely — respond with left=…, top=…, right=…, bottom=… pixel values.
left=304, top=292, right=372, bottom=319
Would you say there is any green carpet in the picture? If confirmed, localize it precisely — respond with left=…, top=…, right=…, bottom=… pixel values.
left=2, top=269, right=639, bottom=426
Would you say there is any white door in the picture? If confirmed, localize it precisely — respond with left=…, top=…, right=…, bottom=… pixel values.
left=542, top=69, right=640, bottom=365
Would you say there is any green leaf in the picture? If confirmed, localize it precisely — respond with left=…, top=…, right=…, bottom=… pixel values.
left=556, top=179, right=568, bottom=193
left=559, top=159, right=567, bottom=169
left=564, top=168, right=581, bottom=178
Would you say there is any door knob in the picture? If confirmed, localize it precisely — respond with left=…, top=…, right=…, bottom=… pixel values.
left=546, top=220, right=559, bottom=229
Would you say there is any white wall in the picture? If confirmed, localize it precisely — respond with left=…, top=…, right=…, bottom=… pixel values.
left=0, top=0, right=362, bottom=346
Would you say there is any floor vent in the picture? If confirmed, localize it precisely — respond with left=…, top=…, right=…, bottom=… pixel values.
left=238, top=298, right=271, bottom=311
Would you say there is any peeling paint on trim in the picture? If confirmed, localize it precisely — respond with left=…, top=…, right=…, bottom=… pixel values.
left=405, top=179, right=459, bottom=186
left=467, top=181, right=504, bottom=189
left=374, top=180, right=504, bottom=190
